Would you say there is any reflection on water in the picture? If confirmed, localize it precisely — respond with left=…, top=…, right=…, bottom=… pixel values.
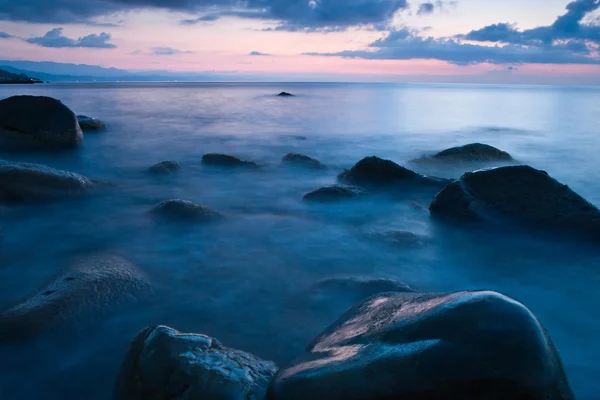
left=0, top=82, right=599, bottom=399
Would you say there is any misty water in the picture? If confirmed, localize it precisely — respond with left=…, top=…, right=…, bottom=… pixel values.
left=0, top=82, right=599, bottom=399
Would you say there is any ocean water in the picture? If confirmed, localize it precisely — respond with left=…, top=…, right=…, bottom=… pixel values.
left=0, top=82, right=599, bottom=399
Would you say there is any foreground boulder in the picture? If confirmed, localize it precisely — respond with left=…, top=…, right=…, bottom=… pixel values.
left=202, top=154, right=260, bottom=169
left=148, top=160, right=180, bottom=175
left=114, top=325, right=277, bottom=400
left=339, top=156, right=449, bottom=190
left=0, top=95, right=82, bottom=148
left=0, top=160, right=98, bottom=203
left=149, top=199, right=222, bottom=222
left=77, top=115, right=106, bottom=131
left=271, top=290, right=574, bottom=400
left=426, top=143, right=513, bottom=162
left=282, top=153, right=326, bottom=170
left=430, top=165, right=600, bottom=238
left=303, top=185, right=368, bottom=202
left=0, top=255, right=149, bottom=342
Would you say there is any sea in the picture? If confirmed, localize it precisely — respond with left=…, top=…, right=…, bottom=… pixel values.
left=0, top=82, right=599, bottom=399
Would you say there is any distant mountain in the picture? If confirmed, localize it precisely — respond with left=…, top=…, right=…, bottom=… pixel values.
left=0, top=60, right=134, bottom=78
left=0, top=68, right=43, bottom=84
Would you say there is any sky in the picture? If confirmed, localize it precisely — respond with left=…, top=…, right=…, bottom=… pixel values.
left=0, top=0, right=599, bottom=84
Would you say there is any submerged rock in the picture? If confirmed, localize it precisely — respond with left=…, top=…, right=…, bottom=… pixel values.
left=282, top=153, right=326, bottom=170
left=114, top=325, right=277, bottom=400
left=0, top=95, right=82, bottom=148
left=303, top=185, right=368, bottom=202
left=77, top=115, right=106, bottom=131
left=149, top=199, right=222, bottom=222
left=365, top=230, right=426, bottom=248
left=427, top=143, right=513, bottom=162
left=338, top=156, right=449, bottom=190
left=148, top=160, right=180, bottom=175
left=0, top=160, right=98, bottom=203
left=202, top=153, right=260, bottom=169
left=271, top=290, right=574, bottom=400
left=277, top=92, right=294, bottom=97
left=430, top=165, right=600, bottom=238
left=310, top=277, right=414, bottom=301
left=0, top=255, right=149, bottom=342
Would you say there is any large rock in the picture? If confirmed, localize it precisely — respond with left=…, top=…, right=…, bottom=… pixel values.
left=148, top=160, right=180, bottom=175
left=429, top=143, right=513, bottom=162
left=303, top=185, right=368, bottom=202
left=338, top=156, right=449, bottom=190
left=77, top=115, right=106, bottom=131
left=149, top=199, right=222, bottom=222
left=270, top=290, right=574, bottom=400
left=202, top=154, right=260, bottom=169
left=430, top=165, right=600, bottom=238
left=0, top=95, right=83, bottom=148
left=282, top=153, right=326, bottom=170
left=114, top=325, right=277, bottom=400
left=0, top=160, right=98, bottom=203
left=0, top=255, right=150, bottom=342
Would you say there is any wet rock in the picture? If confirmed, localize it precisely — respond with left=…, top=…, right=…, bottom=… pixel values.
left=282, top=153, right=326, bottom=170
left=149, top=199, right=222, bottom=222
left=271, top=290, right=574, bottom=400
left=114, top=325, right=277, bottom=400
left=338, top=156, right=450, bottom=190
left=430, top=165, right=600, bottom=238
left=202, top=153, right=260, bottom=169
left=303, top=185, right=368, bottom=202
left=0, top=95, right=83, bottom=148
left=277, top=92, right=294, bottom=97
left=365, top=230, right=426, bottom=248
left=148, top=160, right=180, bottom=175
left=427, top=143, right=513, bottom=162
left=0, top=255, right=150, bottom=342
left=0, top=160, right=98, bottom=203
left=77, top=115, right=106, bottom=131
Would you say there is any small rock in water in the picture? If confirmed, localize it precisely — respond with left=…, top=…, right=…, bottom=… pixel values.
left=303, top=184, right=368, bottom=202
left=114, top=325, right=277, bottom=400
left=282, top=153, right=326, bottom=170
left=0, top=95, right=83, bottom=148
left=149, top=199, right=222, bottom=222
left=202, top=153, right=260, bottom=169
left=366, top=230, right=426, bottom=248
left=271, top=290, right=574, bottom=400
left=77, top=115, right=106, bottom=131
left=148, top=160, right=180, bottom=174
left=277, top=92, right=294, bottom=97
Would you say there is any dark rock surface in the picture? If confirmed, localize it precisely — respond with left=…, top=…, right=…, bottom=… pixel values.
left=277, top=92, right=294, bottom=97
left=148, top=160, right=180, bottom=175
left=270, top=290, right=574, bottom=400
left=149, top=199, right=222, bottom=222
left=0, top=95, right=83, bottom=148
left=0, top=160, right=98, bottom=203
left=0, top=255, right=150, bottom=342
left=303, top=185, right=368, bottom=202
left=77, top=115, right=106, bottom=131
left=430, top=165, right=600, bottom=238
left=114, top=325, right=277, bottom=400
left=202, top=153, right=260, bottom=169
left=282, top=153, right=326, bottom=170
left=429, top=143, right=513, bottom=162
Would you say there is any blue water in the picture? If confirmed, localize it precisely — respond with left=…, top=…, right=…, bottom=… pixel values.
left=0, top=82, right=599, bottom=399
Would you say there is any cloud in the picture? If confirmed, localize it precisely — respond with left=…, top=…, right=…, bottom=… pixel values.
left=25, top=28, right=116, bottom=48
left=249, top=51, right=270, bottom=56
left=417, top=3, right=434, bottom=15
left=0, top=31, right=14, bottom=39
left=129, top=49, right=142, bottom=55
left=153, top=47, right=194, bottom=55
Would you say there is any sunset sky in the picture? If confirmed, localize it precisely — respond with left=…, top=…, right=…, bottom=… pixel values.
left=0, top=0, right=599, bottom=83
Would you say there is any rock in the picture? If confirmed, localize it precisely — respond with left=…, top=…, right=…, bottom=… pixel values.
left=149, top=199, right=222, bottom=222
left=148, top=160, right=180, bottom=175
left=310, top=277, right=414, bottom=302
left=338, top=156, right=449, bottom=190
left=282, top=153, right=326, bottom=170
left=0, top=95, right=82, bottom=148
left=270, top=290, right=574, bottom=400
left=430, top=143, right=513, bottom=162
left=0, top=160, right=98, bottom=203
left=114, top=325, right=277, bottom=400
left=0, top=255, right=149, bottom=342
left=365, top=230, right=426, bottom=248
left=202, top=154, right=260, bottom=169
left=430, top=165, right=600, bottom=238
left=303, top=185, right=368, bottom=202
left=77, top=115, right=106, bottom=131
left=277, top=92, right=294, bottom=97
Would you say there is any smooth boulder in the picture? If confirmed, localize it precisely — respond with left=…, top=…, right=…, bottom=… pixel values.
left=0, top=255, right=150, bottom=342
left=282, top=153, right=326, bottom=170
left=303, top=185, right=368, bottom=202
left=429, top=143, right=513, bottom=162
left=430, top=165, right=600, bottom=238
left=338, top=156, right=449, bottom=190
left=270, top=290, right=574, bottom=400
left=0, top=95, right=83, bottom=148
left=0, top=160, right=98, bottom=203
left=202, top=154, right=260, bottom=169
left=148, top=160, right=180, bottom=175
left=149, top=199, right=222, bottom=222
left=114, top=325, right=277, bottom=400
left=77, top=115, right=106, bottom=131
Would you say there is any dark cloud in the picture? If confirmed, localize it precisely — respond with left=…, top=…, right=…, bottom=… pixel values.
left=153, top=47, right=193, bottom=55
left=417, top=3, right=434, bottom=15
left=25, top=28, right=116, bottom=48
left=0, top=31, right=14, bottom=38
left=249, top=51, right=270, bottom=56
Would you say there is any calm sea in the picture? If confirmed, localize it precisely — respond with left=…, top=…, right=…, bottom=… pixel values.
left=0, top=82, right=599, bottom=399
